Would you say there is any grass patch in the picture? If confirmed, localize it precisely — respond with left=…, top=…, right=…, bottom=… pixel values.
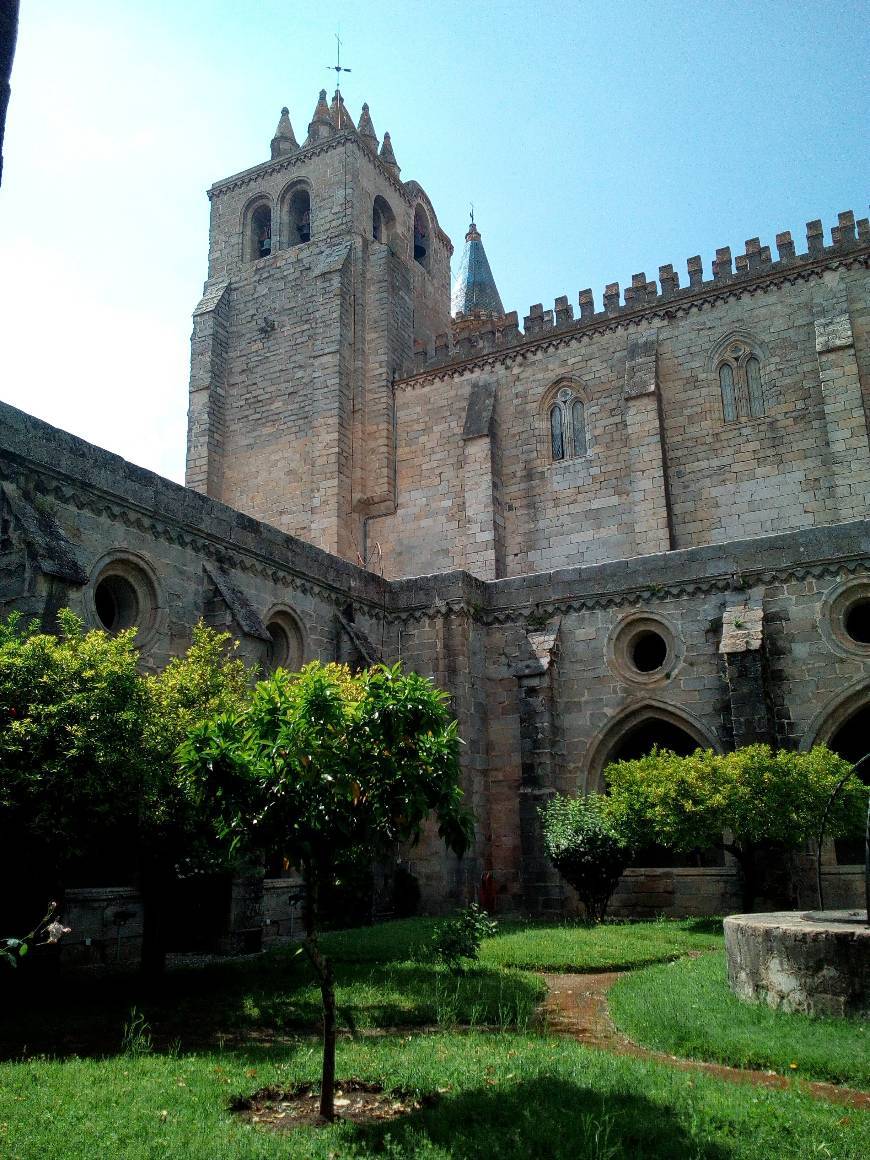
left=0, top=1032, right=866, bottom=1159
left=479, top=917, right=724, bottom=972
left=226, top=958, right=543, bottom=1032
left=0, top=938, right=543, bottom=1059
left=319, top=917, right=437, bottom=963
left=609, top=951, right=869, bottom=1089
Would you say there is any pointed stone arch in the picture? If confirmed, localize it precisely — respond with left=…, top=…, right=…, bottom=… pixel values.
left=798, top=677, right=870, bottom=754
left=584, top=699, right=722, bottom=793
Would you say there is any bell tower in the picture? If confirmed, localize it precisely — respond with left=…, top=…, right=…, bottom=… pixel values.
left=185, top=90, right=453, bottom=560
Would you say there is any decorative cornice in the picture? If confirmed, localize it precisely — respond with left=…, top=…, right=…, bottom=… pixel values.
left=0, top=458, right=387, bottom=617
left=383, top=554, right=870, bottom=627
left=399, top=248, right=869, bottom=389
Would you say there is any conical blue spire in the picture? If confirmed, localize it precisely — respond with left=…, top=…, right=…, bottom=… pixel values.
left=451, top=216, right=505, bottom=317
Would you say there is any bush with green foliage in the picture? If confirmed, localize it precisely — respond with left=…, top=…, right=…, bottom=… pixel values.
left=139, top=622, right=253, bottom=972
left=430, top=904, right=498, bottom=971
left=0, top=611, right=252, bottom=962
left=605, top=743, right=865, bottom=910
left=178, top=660, right=474, bottom=1120
left=0, top=610, right=148, bottom=915
left=539, top=793, right=634, bottom=921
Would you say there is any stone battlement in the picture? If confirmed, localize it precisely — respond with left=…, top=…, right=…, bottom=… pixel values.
left=411, top=209, right=869, bottom=378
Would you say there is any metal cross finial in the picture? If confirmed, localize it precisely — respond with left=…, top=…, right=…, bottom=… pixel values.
left=327, top=33, right=351, bottom=88
left=470, top=202, right=474, bottom=225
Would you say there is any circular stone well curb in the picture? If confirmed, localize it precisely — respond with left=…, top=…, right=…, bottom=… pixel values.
left=724, top=911, right=868, bottom=1018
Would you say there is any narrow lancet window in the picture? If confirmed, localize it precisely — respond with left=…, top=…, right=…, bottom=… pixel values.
left=550, top=405, right=564, bottom=461
left=719, top=363, right=737, bottom=423
left=746, top=356, right=764, bottom=418
left=571, top=399, right=587, bottom=457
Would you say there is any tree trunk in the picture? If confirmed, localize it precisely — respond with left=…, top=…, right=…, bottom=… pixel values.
left=302, top=863, right=337, bottom=1122
left=139, top=850, right=169, bottom=980
left=725, top=843, right=757, bottom=913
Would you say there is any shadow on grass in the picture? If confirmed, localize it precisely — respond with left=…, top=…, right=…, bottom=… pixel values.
left=679, top=917, right=724, bottom=936
left=348, top=1076, right=731, bottom=1159
left=0, top=952, right=542, bottom=1060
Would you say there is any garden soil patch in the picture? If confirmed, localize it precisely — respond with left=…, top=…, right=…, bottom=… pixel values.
left=541, top=971, right=870, bottom=1111
left=231, top=1079, right=437, bottom=1130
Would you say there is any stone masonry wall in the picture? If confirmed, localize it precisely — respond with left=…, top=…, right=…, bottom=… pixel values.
left=2, top=401, right=868, bottom=919
left=372, top=225, right=869, bottom=581
left=188, top=130, right=452, bottom=565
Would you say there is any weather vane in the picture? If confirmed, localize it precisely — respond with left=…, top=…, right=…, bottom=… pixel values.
left=327, top=33, right=351, bottom=90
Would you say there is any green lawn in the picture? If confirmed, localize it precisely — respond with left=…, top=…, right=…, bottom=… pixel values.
left=2, top=918, right=865, bottom=1158
left=479, top=916, right=724, bottom=972
left=1, top=1032, right=866, bottom=1159
left=609, top=950, right=869, bottom=1089
left=0, top=939, right=543, bottom=1059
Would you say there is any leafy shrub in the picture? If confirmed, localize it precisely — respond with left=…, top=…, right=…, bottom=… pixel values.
left=539, top=794, right=634, bottom=922
left=605, top=744, right=865, bottom=910
left=430, top=904, right=498, bottom=971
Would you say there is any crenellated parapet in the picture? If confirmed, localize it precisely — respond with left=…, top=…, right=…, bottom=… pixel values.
left=409, top=210, right=869, bottom=380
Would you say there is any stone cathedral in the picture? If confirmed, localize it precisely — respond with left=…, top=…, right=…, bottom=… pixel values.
left=2, top=88, right=869, bottom=949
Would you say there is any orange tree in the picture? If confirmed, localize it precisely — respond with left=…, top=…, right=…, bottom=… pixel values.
left=605, top=744, right=865, bottom=911
left=0, top=609, right=147, bottom=927
left=177, top=660, right=473, bottom=1121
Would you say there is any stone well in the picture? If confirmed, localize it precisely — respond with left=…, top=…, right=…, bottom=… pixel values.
left=724, top=911, right=868, bottom=1018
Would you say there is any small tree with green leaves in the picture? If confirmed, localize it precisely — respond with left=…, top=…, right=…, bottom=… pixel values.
left=178, top=660, right=473, bottom=1121
left=0, top=610, right=148, bottom=922
left=605, top=744, right=865, bottom=911
left=539, top=794, right=634, bottom=922
left=139, top=623, right=253, bottom=974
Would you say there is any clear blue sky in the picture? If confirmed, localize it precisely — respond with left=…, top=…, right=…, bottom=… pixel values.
left=0, top=1, right=867, bottom=482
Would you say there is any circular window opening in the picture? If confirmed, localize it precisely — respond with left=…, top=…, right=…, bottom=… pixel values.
left=631, top=630, right=668, bottom=673
left=266, top=622, right=290, bottom=670
left=94, top=574, right=139, bottom=632
left=264, top=612, right=304, bottom=673
left=844, top=600, right=870, bottom=645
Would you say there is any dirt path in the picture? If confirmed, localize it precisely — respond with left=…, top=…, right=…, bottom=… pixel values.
left=540, top=971, right=870, bottom=1112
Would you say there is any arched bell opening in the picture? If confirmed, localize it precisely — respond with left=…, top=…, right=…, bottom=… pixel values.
left=287, top=188, right=311, bottom=246
left=250, top=204, right=272, bottom=260
left=413, top=204, right=430, bottom=268
left=372, top=195, right=395, bottom=244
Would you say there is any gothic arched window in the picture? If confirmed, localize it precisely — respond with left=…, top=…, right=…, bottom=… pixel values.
left=715, top=341, right=766, bottom=422
left=548, top=386, right=588, bottom=461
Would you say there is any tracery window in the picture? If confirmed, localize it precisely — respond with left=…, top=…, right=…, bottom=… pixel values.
left=549, top=387, right=587, bottom=461
left=716, top=342, right=765, bottom=422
